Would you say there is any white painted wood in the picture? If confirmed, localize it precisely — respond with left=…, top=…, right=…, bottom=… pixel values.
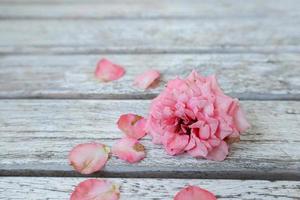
left=0, top=18, right=300, bottom=54
left=0, top=54, right=299, bottom=99
left=0, top=0, right=299, bottom=19
left=0, top=177, right=299, bottom=199
left=0, top=100, right=299, bottom=179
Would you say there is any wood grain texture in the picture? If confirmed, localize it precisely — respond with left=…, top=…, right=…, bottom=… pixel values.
left=0, top=0, right=299, bottom=19
left=0, top=54, right=299, bottom=99
left=0, top=18, right=300, bottom=54
left=0, top=100, right=299, bottom=179
left=1, top=177, right=300, bottom=200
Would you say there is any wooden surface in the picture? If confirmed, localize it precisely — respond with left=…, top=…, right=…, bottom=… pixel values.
left=0, top=18, right=300, bottom=54
left=0, top=0, right=300, bottom=19
left=0, top=54, right=299, bottom=99
left=1, top=177, right=300, bottom=200
left=0, top=0, right=299, bottom=199
left=0, top=100, right=300, bottom=180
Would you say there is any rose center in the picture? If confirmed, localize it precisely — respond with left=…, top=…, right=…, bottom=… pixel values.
left=176, top=118, right=197, bottom=135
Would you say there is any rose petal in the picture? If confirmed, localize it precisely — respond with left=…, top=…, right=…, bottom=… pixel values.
left=187, top=134, right=208, bottom=158
left=95, top=58, right=125, bottom=82
left=163, top=132, right=189, bottom=155
left=199, top=124, right=210, bottom=140
left=206, top=140, right=229, bottom=161
left=117, top=114, right=146, bottom=139
left=70, top=179, right=120, bottom=200
left=134, top=70, right=160, bottom=89
left=184, top=136, right=196, bottom=151
left=234, top=106, right=251, bottom=132
left=68, top=143, right=110, bottom=174
left=174, top=185, right=217, bottom=200
left=112, top=137, right=146, bottom=163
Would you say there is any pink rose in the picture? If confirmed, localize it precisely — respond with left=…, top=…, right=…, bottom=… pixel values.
left=146, top=71, right=250, bottom=161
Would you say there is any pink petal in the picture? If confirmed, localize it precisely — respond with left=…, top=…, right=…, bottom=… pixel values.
left=187, top=134, right=208, bottom=158
left=117, top=114, right=146, bottom=139
left=134, top=70, right=160, bottom=89
left=68, top=143, right=110, bottom=174
left=199, top=124, right=210, bottom=140
left=112, top=137, right=146, bottom=163
left=174, top=185, right=217, bottom=200
left=95, top=58, right=125, bottom=82
left=218, top=118, right=234, bottom=140
left=184, top=136, right=196, bottom=151
left=163, top=132, right=189, bottom=155
left=208, top=138, right=221, bottom=147
left=234, top=106, right=251, bottom=132
left=71, top=179, right=120, bottom=200
left=207, top=75, right=223, bottom=95
left=206, top=140, right=229, bottom=161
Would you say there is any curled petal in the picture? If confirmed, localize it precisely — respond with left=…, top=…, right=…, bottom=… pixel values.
left=187, top=134, right=208, bottom=158
left=174, top=185, right=217, bottom=200
left=134, top=70, right=160, bottom=89
left=206, top=141, right=229, bottom=161
left=95, top=58, right=125, bottom=82
left=184, top=136, right=196, bottom=151
left=112, top=137, right=146, bottom=163
left=117, top=114, right=146, bottom=139
left=188, top=141, right=208, bottom=158
left=68, top=143, right=110, bottom=174
left=70, top=179, right=120, bottom=200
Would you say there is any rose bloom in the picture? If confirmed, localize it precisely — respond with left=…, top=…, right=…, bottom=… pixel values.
left=145, top=71, right=250, bottom=161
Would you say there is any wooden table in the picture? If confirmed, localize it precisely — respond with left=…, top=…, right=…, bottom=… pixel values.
left=0, top=0, right=300, bottom=199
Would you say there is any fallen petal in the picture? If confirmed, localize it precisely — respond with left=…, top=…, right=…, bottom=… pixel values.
left=70, top=179, right=120, bottom=200
left=95, top=58, right=125, bottom=82
left=69, top=143, right=110, bottom=174
left=117, top=114, right=146, bottom=139
left=112, top=137, right=146, bottom=163
left=174, top=185, right=217, bottom=200
left=134, top=70, right=160, bottom=89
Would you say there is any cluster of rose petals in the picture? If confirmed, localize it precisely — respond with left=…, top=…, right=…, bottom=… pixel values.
left=112, top=114, right=147, bottom=163
left=174, top=185, right=217, bottom=200
left=95, top=58, right=125, bottom=82
left=71, top=179, right=120, bottom=200
left=134, top=69, right=160, bottom=89
left=68, top=143, right=110, bottom=174
left=146, top=71, right=250, bottom=161
left=117, top=114, right=147, bottom=139
left=112, top=137, right=146, bottom=163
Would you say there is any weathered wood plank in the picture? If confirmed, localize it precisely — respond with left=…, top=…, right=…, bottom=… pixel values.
left=0, top=100, right=299, bottom=180
left=0, top=18, right=300, bottom=54
left=0, top=54, right=299, bottom=99
left=0, top=0, right=299, bottom=19
left=1, top=177, right=300, bottom=200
